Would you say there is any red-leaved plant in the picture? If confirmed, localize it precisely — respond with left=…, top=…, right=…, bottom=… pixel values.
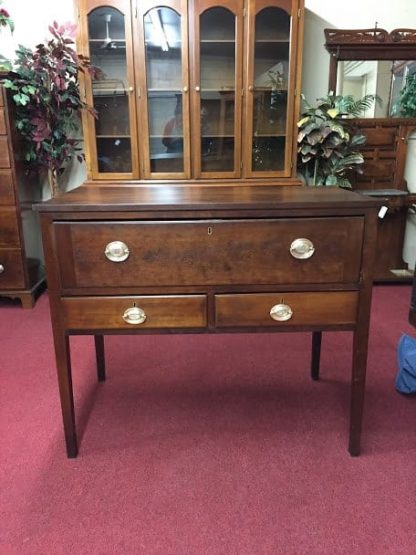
left=0, top=2, right=14, bottom=33
left=4, top=21, right=100, bottom=196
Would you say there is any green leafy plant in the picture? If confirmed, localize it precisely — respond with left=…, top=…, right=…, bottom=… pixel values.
left=393, top=74, right=416, bottom=117
left=0, top=2, right=13, bottom=33
left=297, top=93, right=378, bottom=187
left=3, top=21, right=100, bottom=197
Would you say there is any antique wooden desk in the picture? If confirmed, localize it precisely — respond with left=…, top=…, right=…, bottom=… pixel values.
left=35, top=185, right=379, bottom=457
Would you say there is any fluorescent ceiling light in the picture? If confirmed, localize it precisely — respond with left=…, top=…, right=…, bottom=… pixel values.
left=149, top=9, right=169, bottom=52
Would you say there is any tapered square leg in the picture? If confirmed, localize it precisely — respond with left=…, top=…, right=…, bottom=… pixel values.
left=311, top=331, right=322, bottom=381
left=53, top=331, right=77, bottom=458
left=94, top=335, right=106, bottom=382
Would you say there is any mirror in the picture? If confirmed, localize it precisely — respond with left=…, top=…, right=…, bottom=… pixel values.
left=336, top=59, right=416, bottom=117
left=325, top=28, right=416, bottom=119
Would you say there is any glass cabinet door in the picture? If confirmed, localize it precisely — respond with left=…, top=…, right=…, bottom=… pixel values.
left=245, top=0, right=298, bottom=177
left=136, top=0, right=190, bottom=179
left=192, top=0, right=243, bottom=178
left=83, top=1, right=138, bottom=178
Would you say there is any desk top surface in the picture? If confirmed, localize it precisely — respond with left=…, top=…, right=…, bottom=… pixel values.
left=34, top=183, right=381, bottom=213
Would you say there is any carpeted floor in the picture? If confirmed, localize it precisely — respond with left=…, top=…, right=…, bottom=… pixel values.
left=1, top=285, right=416, bottom=555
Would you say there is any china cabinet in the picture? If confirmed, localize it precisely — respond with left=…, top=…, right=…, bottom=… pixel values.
left=77, top=0, right=304, bottom=183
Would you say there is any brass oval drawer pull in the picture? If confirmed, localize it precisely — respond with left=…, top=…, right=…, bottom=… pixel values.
left=104, top=241, right=130, bottom=262
left=290, top=238, right=315, bottom=259
left=0, top=264, right=4, bottom=274
left=270, top=303, right=293, bottom=322
left=122, top=306, right=146, bottom=325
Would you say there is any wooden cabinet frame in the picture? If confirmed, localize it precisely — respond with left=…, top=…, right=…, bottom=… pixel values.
left=77, top=0, right=304, bottom=183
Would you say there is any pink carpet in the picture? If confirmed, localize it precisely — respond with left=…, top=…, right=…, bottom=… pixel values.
left=1, top=285, right=416, bottom=555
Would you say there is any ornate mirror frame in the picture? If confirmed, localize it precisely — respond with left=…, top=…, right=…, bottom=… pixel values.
left=324, top=28, right=416, bottom=93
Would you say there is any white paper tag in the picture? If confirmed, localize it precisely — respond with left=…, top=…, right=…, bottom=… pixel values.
left=378, top=205, right=388, bottom=219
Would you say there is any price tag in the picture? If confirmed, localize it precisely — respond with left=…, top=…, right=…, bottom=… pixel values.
left=378, top=205, right=388, bottom=219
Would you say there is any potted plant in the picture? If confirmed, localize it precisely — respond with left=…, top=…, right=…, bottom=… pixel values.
left=297, top=92, right=378, bottom=187
left=3, top=21, right=100, bottom=197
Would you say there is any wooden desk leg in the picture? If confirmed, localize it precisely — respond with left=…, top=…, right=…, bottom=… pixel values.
left=311, top=331, right=322, bottom=380
left=53, top=330, right=77, bottom=458
left=348, top=330, right=368, bottom=457
left=94, top=335, right=106, bottom=382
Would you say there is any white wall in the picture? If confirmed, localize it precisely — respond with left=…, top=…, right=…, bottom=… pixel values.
left=305, top=0, right=416, bottom=29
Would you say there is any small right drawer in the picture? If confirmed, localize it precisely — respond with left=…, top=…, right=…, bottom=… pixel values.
left=215, top=291, right=359, bottom=328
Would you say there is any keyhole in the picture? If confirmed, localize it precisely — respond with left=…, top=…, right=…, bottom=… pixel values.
left=207, top=226, right=213, bottom=236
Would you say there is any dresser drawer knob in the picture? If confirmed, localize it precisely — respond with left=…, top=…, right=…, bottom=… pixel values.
left=0, top=264, right=4, bottom=274
left=270, top=303, right=293, bottom=322
left=122, top=306, right=146, bottom=325
left=290, top=238, right=315, bottom=259
left=105, top=241, right=130, bottom=262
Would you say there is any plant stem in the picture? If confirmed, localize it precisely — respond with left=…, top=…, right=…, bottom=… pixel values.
left=313, top=158, right=318, bottom=186
left=47, top=168, right=59, bottom=197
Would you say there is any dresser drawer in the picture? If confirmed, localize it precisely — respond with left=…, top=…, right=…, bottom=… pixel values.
left=0, top=109, right=7, bottom=135
left=0, top=248, right=25, bottom=289
left=215, top=291, right=359, bottom=328
left=0, top=136, right=10, bottom=168
left=61, top=295, right=207, bottom=330
left=55, top=218, right=364, bottom=289
left=0, top=207, right=20, bottom=246
left=0, top=169, right=14, bottom=204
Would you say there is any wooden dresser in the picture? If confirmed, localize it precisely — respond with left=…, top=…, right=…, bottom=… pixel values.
left=0, top=83, right=44, bottom=307
left=35, top=184, right=379, bottom=457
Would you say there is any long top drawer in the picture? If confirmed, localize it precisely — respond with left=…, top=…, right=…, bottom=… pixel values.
left=55, top=217, right=364, bottom=289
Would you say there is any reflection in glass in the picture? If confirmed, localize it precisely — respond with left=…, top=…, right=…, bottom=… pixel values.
left=88, top=7, right=132, bottom=172
left=97, top=138, right=132, bottom=173
left=200, top=8, right=236, bottom=172
left=144, top=7, right=183, bottom=173
left=336, top=59, right=416, bottom=118
left=252, top=7, right=290, bottom=172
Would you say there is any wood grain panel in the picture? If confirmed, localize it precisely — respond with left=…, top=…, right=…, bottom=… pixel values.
left=0, top=136, right=10, bottom=168
left=360, top=127, right=397, bottom=147
left=0, top=207, right=20, bottom=246
left=61, top=295, right=207, bottom=329
left=55, top=217, right=364, bottom=288
left=215, top=291, right=359, bottom=327
left=0, top=170, right=15, bottom=204
left=0, top=109, right=7, bottom=135
left=0, top=248, right=25, bottom=288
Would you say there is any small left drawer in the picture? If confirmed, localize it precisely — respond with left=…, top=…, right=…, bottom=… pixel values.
left=61, top=295, right=208, bottom=330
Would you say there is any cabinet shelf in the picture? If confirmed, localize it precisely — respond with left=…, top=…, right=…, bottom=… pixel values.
left=255, top=39, right=290, bottom=43
left=96, top=135, right=131, bottom=139
left=89, top=38, right=126, bottom=43
left=200, top=39, right=235, bottom=43
left=253, top=133, right=286, bottom=137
